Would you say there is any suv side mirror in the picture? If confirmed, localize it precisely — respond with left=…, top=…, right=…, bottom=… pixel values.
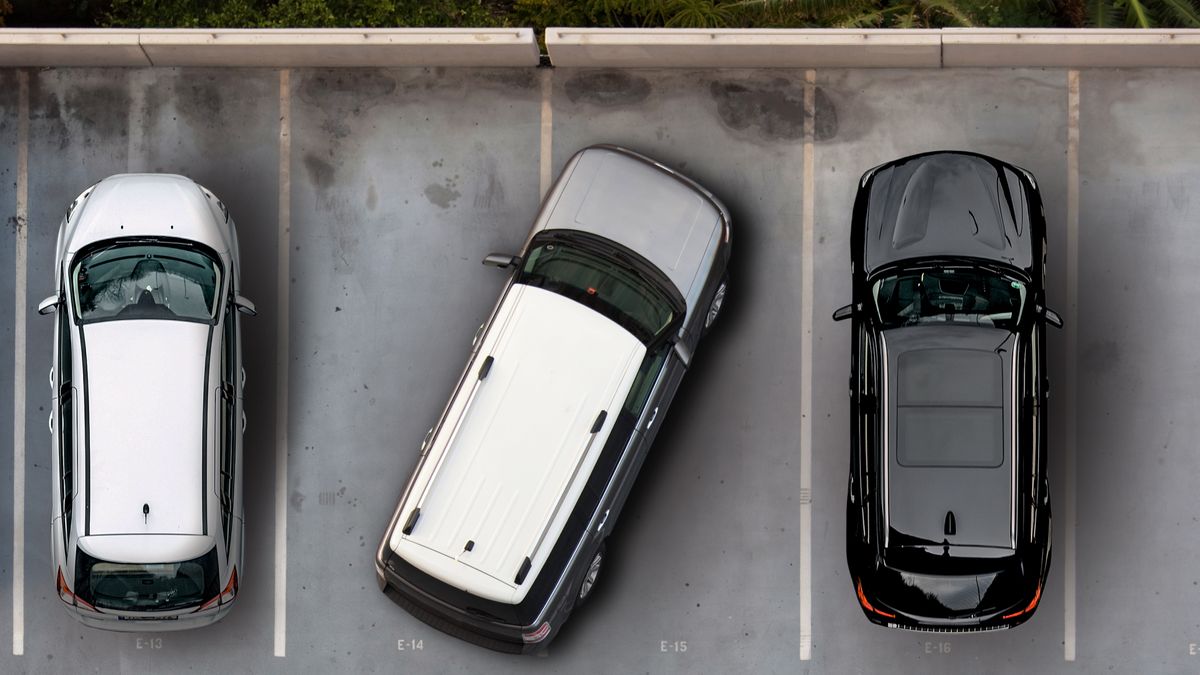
left=1040, top=306, right=1063, bottom=329
left=832, top=304, right=856, bottom=322
left=673, top=340, right=693, bottom=368
left=482, top=253, right=520, bottom=269
left=38, top=296, right=59, bottom=316
left=234, top=295, right=257, bottom=316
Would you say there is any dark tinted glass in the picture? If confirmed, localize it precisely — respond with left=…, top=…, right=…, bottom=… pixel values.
left=873, top=266, right=1025, bottom=331
left=518, top=239, right=675, bottom=344
left=75, top=547, right=220, bottom=612
left=72, top=241, right=221, bottom=323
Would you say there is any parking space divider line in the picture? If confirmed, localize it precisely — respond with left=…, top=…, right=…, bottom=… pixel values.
left=539, top=68, right=553, bottom=199
left=12, top=68, right=29, bottom=658
left=799, top=67, right=816, bottom=663
left=1064, top=67, right=1079, bottom=663
left=273, top=67, right=291, bottom=660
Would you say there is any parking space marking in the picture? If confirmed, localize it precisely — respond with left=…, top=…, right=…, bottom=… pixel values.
left=11, top=69, right=29, bottom=658
left=539, top=68, right=553, bottom=199
left=1064, top=68, right=1080, bottom=663
left=273, top=68, right=291, bottom=659
left=799, top=67, right=815, bottom=662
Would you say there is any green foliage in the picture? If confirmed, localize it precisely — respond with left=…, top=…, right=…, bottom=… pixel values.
left=6, top=0, right=1194, bottom=29
left=102, top=0, right=505, bottom=28
left=1084, top=0, right=1200, bottom=27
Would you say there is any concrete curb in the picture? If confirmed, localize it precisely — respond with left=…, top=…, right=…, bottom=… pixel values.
left=2, top=28, right=1200, bottom=69
left=942, top=28, right=1200, bottom=67
left=545, top=28, right=942, bottom=68
left=0, top=28, right=541, bottom=67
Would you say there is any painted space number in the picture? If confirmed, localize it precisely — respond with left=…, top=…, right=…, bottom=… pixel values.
left=660, top=640, right=688, bottom=653
left=398, top=639, right=424, bottom=651
left=924, top=641, right=951, bottom=654
left=136, top=637, right=163, bottom=650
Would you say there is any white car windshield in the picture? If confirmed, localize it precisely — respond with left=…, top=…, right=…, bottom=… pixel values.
left=72, top=240, right=222, bottom=324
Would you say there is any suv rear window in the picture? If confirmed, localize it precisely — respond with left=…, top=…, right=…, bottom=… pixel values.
left=75, top=547, right=219, bottom=612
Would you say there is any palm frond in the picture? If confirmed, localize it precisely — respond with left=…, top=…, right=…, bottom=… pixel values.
left=921, top=0, right=977, bottom=26
left=1126, top=0, right=1153, bottom=26
left=1154, top=0, right=1200, bottom=26
left=1086, top=0, right=1122, bottom=26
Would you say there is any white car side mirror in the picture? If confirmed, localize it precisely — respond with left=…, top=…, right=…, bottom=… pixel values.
left=38, top=296, right=59, bottom=315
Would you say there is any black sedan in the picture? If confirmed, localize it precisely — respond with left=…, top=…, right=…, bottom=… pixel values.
left=833, top=151, right=1061, bottom=631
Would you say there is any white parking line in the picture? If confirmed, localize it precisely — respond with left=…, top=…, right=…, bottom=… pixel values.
left=798, top=68, right=816, bottom=662
left=11, top=69, right=29, bottom=658
left=1063, top=68, right=1080, bottom=663
left=273, top=68, right=291, bottom=659
left=539, top=68, right=553, bottom=199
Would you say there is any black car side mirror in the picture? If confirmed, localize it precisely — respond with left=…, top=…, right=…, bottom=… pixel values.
left=482, top=253, right=520, bottom=269
left=1040, top=306, right=1063, bottom=329
left=832, top=304, right=857, bottom=322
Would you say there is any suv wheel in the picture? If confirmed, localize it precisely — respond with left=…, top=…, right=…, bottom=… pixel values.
left=703, top=276, right=728, bottom=334
left=577, top=543, right=605, bottom=607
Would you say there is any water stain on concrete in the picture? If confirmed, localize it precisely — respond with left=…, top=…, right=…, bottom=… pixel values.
left=565, top=71, right=652, bottom=107
left=366, top=182, right=378, bottom=211
left=709, top=78, right=805, bottom=142
left=470, top=145, right=504, bottom=209
left=425, top=181, right=461, bottom=209
left=299, top=71, right=397, bottom=115
left=304, top=154, right=335, bottom=190
left=814, top=87, right=838, bottom=141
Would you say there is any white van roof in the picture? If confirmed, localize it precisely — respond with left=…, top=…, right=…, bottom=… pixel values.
left=390, top=285, right=645, bottom=604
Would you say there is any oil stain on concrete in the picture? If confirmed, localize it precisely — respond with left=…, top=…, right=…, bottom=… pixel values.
left=709, top=78, right=837, bottom=144
left=565, top=70, right=652, bottom=107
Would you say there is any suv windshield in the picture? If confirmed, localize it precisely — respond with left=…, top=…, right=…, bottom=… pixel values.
left=872, top=265, right=1026, bottom=331
left=75, top=547, right=219, bottom=612
left=517, top=234, right=678, bottom=344
left=72, top=240, right=221, bottom=324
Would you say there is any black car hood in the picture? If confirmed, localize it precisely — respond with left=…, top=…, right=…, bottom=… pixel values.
left=864, top=152, right=1034, bottom=275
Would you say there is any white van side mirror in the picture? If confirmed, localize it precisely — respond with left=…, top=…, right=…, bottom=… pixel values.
left=38, top=296, right=59, bottom=316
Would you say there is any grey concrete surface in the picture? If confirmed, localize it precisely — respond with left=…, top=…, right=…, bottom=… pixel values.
left=0, top=64, right=1198, bottom=675
left=1075, top=69, right=1200, bottom=673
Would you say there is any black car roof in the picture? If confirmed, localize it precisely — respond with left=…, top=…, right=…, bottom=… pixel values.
left=863, top=152, right=1035, bottom=276
left=883, top=325, right=1016, bottom=553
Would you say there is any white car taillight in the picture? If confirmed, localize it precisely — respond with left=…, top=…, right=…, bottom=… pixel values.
left=57, top=567, right=95, bottom=611
left=198, top=567, right=238, bottom=611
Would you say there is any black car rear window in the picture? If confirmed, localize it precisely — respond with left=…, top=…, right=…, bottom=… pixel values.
left=75, top=547, right=219, bottom=612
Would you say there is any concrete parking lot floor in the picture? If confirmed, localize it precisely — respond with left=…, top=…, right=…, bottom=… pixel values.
left=2, top=64, right=1199, bottom=674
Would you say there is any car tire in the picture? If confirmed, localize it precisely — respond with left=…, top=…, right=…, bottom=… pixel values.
left=576, top=542, right=606, bottom=608
left=703, top=275, right=728, bottom=335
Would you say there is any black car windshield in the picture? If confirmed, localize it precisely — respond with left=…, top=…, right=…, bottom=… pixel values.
left=72, top=240, right=222, bottom=324
left=517, top=236, right=677, bottom=344
left=872, top=265, right=1026, bottom=331
left=74, top=547, right=219, bottom=612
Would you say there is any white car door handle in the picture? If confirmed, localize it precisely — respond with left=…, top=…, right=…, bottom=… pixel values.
left=48, top=413, right=53, bottom=434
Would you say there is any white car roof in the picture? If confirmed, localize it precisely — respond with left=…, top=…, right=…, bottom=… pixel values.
left=83, top=320, right=210, bottom=537
left=390, top=285, right=645, bottom=604
left=63, top=174, right=231, bottom=259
